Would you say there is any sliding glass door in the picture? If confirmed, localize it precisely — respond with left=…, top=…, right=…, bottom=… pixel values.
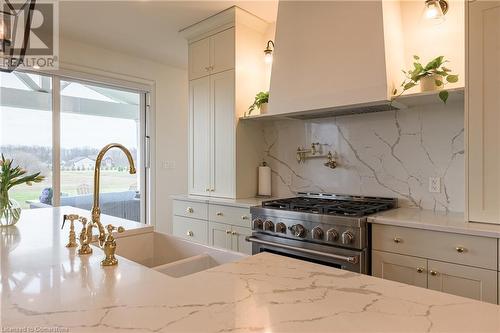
left=0, top=71, right=148, bottom=223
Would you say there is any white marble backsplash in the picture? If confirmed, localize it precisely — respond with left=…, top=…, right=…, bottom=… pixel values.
left=262, top=101, right=464, bottom=212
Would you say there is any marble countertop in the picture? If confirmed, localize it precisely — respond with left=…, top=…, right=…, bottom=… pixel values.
left=368, top=208, right=500, bottom=238
left=171, top=194, right=271, bottom=209
left=3, top=207, right=500, bottom=332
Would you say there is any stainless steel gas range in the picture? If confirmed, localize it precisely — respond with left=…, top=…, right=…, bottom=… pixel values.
left=247, top=193, right=397, bottom=274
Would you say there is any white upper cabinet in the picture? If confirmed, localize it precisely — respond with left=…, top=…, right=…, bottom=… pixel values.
left=467, top=1, right=500, bottom=224
left=211, top=28, right=235, bottom=75
left=189, top=38, right=211, bottom=80
left=182, top=6, right=267, bottom=199
left=188, top=28, right=235, bottom=80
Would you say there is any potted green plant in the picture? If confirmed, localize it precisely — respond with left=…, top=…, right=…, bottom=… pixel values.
left=247, top=91, right=269, bottom=116
left=0, top=154, right=45, bottom=227
left=392, top=55, right=459, bottom=104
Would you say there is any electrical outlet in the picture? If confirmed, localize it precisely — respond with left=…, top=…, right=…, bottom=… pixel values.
left=163, top=161, right=176, bottom=169
left=284, top=174, right=292, bottom=186
left=429, top=177, right=441, bottom=193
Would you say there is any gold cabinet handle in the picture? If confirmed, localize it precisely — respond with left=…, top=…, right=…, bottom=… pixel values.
left=231, top=231, right=237, bottom=235
left=455, top=247, right=466, bottom=253
left=205, top=188, right=210, bottom=192
left=430, top=270, right=438, bottom=276
left=416, top=267, right=425, bottom=273
left=216, top=212, right=223, bottom=216
left=225, top=230, right=231, bottom=234
left=205, top=66, right=211, bottom=71
left=241, top=215, right=249, bottom=220
left=186, top=230, right=194, bottom=237
left=186, top=207, right=194, bottom=214
left=393, top=237, right=403, bottom=243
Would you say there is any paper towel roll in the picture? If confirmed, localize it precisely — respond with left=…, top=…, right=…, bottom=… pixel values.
left=258, top=166, right=272, bottom=196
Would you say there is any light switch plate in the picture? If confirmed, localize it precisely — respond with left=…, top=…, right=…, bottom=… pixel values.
left=429, top=177, right=441, bottom=193
left=163, top=161, right=176, bottom=169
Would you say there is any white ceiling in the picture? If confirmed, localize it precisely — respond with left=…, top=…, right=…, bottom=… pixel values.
left=60, top=1, right=278, bottom=69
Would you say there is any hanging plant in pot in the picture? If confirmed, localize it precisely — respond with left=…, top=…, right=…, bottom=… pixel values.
left=0, top=154, right=45, bottom=227
left=392, top=55, right=459, bottom=104
left=247, top=91, right=269, bottom=116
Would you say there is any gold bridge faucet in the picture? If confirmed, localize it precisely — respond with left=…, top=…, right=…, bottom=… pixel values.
left=77, top=143, right=136, bottom=266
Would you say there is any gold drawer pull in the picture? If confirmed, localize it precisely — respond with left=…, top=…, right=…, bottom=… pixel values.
left=231, top=231, right=237, bottom=236
left=216, top=212, right=223, bottom=216
left=455, top=247, right=466, bottom=253
left=186, top=230, right=194, bottom=237
left=241, top=215, right=249, bottom=220
left=430, top=270, right=438, bottom=276
left=225, top=230, right=231, bottom=234
left=186, top=207, right=194, bottom=214
left=416, top=267, right=425, bottom=273
left=393, top=237, right=403, bottom=243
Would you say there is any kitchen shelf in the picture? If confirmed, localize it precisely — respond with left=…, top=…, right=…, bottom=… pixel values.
left=393, top=87, right=465, bottom=109
left=239, top=87, right=465, bottom=121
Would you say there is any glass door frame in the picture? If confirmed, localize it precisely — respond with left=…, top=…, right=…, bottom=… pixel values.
left=13, top=69, right=152, bottom=225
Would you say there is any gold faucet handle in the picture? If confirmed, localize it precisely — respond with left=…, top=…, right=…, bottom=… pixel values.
left=105, top=224, right=125, bottom=237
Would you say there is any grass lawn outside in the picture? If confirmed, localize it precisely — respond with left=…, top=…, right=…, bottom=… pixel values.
left=10, top=170, right=138, bottom=209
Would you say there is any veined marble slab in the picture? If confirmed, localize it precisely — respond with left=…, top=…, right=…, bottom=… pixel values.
left=369, top=207, right=500, bottom=238
left=262, top=102, right=464, bottom=212
left=2, top=208, right=499, bottom=332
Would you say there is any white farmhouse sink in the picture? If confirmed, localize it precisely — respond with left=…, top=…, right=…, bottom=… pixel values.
left=115, top=232, right=246, bottom=278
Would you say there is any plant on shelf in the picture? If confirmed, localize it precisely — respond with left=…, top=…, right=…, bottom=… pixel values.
left=247, top=91, right=269, bottom=116
left=392, top=55, right=459, bottom=104
left=0, top=154, right=45, bottom=227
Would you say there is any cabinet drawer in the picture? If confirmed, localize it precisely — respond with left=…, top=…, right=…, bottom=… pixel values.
left=172, top=216, right=208, bottom=245
left=173, top=200, right=208, bottom=220
left=372, top=224, right=497, bottom=270
left=208, top=204, right=251, bottom=228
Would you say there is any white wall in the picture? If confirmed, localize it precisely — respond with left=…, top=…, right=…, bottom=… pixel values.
left=58, top=38, right=188, bottom=234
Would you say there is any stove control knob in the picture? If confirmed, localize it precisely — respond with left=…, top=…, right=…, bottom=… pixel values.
left=327, top=228, right=339, bottom=242
left=312, top=226, right=324, bottom=240
left=275, top=222, right=287, bottom=234
left=264, top=220, right=274, bottom=232
left=290, top=224, right=306, bottom=238
left=252, top=218, right=263, bottom=230
left=341, top=231, right=354, bottom=245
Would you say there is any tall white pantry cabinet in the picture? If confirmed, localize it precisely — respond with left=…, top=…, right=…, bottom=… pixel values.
left=182, top=7, right=268, bottom=199
left=467, top=1, right=500, bottom=224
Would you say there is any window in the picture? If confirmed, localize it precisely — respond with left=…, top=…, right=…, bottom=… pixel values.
left=0, top=71, right=149, bottom=223
left=0, top=72, right=53, bottom=209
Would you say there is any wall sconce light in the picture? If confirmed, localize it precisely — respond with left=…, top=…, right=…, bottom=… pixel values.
left=264, top=40, right=274, bottom=64
left=0, top=0, right=37, bottom=72
left=423, top=0, right=449, bottom=23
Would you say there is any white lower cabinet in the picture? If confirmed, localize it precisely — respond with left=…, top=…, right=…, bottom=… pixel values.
left=173, top=199, right=252, bottom=255
left=231, top=226, right=253, bottom=255
left=209, top=221, right=232, bottom=250
left=173, top=215, right=208, bottom=245
left=372, top=224, right=498, bottom=304
left=208, top=221, right=252, bottom=255
left=372, top=250, right=427, bottom=288
left=427, top=260, right=497, bottom=304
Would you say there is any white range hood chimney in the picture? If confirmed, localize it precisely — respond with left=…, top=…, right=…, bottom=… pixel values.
left=268, top=1, right=404, bottom=118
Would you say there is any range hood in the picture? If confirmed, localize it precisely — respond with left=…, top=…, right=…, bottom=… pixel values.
left=268, top=1, right=404, bottom=117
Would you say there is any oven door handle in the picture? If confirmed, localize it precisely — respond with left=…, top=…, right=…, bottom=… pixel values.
left=245, top=236, right=359, bottom=264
